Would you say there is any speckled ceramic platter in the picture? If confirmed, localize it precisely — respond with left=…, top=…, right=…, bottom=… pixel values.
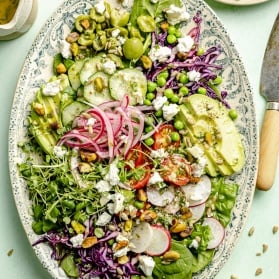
left=8, top=0, right=258, bottom=278
left=213, top=0, right=269, bottom=5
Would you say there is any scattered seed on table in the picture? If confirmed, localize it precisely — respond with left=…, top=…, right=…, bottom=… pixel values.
left=262, top=243, right=268, bottom=253
left=230, top=275, right=238, bottom=279
left=272, top=225, right=278, bottom=234
left=255, top=268, right=263, bottom=276
left=7, top=249, right=14, bottom=256
left=256, top=252, right=262, bottom=256
left=248, top=226, right=255, bottom=236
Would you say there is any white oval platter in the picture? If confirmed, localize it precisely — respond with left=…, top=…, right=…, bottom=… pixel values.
left=8, top=0, right=258, bottom=278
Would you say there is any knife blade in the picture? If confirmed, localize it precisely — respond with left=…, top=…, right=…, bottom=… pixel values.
left=256, top=13, right=279, bottom=191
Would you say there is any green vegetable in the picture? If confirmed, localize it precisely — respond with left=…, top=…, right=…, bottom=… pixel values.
left=206, top=177, right=239, bottom=227
left=191, top=250, right=215, bottom=273
left=153, top=240, right=193, bottom=279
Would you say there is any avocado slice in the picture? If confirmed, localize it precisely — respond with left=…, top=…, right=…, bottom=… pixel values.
left=177, top=94, right=245, bottom=176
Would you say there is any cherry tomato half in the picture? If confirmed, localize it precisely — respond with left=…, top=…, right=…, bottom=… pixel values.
left=161, top=154, right=192, bottom=186
left=153, top=124, right=180, bottom=150
left=125, top=143, right=144, bottom=168
left=128, top=166, right=151, bottom=190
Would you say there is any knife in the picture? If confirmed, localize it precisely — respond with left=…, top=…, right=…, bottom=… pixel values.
left=256, top=13, right=279, bottom=191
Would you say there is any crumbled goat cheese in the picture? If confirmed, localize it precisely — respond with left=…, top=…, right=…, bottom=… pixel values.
left=95, top=180, right=112, bottom=192
left=150, top=148, right=169, bottom=159
left=99, top=192, right=112, bottom=206
left=70, top=234, right=84, bottom=247
left=191, top=157, right=207, bottom=177
left=176, top=36, right=194, bottom=53
left=187, top=145, right=204, bottom=158
left=148, top=172, right=164, bottom=185
left=60, top=41, right=72, bottom=59
left=189, top=239, right=199, bottom=249
left=95, top=1, right=106, bottom=14
left=111, top=28, right=120, bottom=37
left=152, top=95, right=168, bottom=110
left=138, top=255, right=155, bottom=276
left=96, top=211, right=112, bottom=226
left=162, top=103, right=179, bottom=121
left=53, top=145, right=67, bottom=158
left=104, top=160, right=120, bottom=186
left=107, top=192, right=125, bottom=214
left=187, top=70, right=201, bottom=82
left=42, top=79, right=61, bottom=96
left=164, top=5, right=190, bottom=25
left=149, top=45, right=172, bottom=62
left=103, top=59, right=116, bottom=75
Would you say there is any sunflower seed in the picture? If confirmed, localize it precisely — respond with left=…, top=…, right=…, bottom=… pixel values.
left=255, top=267, right=263, bottom=276
left=248, top=226, right=255, bottom=236
left=262, top=243, right=268, bottom=253
left=272, top=225, right=278, bottom=234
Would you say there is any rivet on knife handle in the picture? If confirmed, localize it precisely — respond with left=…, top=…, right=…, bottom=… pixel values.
left=256, top=109, right=279, bottom=191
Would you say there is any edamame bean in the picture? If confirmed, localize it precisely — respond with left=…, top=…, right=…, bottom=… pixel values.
left=147, top=81, right=157, bottom=92
left=157, top=76, right=167, bottom=87
left=170, top=94, right=179, bottom=103
left=167, top=34, right=177, bottom=44
left=146, top=92, right=155, bottom=101
left=179, top=86, right=189, bottom=96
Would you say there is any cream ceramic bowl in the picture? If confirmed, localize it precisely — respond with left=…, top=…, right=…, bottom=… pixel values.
left=0, top=0, right=38, bottom=40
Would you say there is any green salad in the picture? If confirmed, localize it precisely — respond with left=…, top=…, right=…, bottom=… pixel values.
left=18, top=0, right=245, bottom=278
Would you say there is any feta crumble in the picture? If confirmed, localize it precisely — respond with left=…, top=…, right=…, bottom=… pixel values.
left=187, top=70, right=201, bottom=82
left=164, top=5, right=190, bottom=25
left=162, top=103, right=179, bottom=121
left=176, top=36, right=194, bottom=53
left=148, top=171, right=164, bottom=185
left=149, top=45, right=172, bottom=62
left=152, top=95, right=168, bottom=110
left=104, top=160, right=120, bottom=186
left=70, top=233, right=84, bottom=248
left=96, top=211, right=112, bottom=226
left=42, top=79, right=61, bottom=96
left=138, top=255, right=155, bottom=276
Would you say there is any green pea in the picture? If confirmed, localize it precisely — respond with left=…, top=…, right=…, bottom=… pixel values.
left=179, top=73, right=189, bottom=84
left=143, top=99, right=152, bottom=106
left=155, top=109, right=163, bottom=117
left=167, top=34, right=177, bottom=44
left=175, top=29, right=182, bottom=38
left=147, top=81, right=157, bottom=92
left=158, top=70, right=169, bottom=80
left=213, top=75, right=223, bottom=85
left=164, top=88, right=174, bottom=99
left=198, top=87, right=207, bottom=95
left=146, top=92, right=155, bottom=101
left=229, top=109, right=238, bottom=120
left=168, top=26, right=176, bottom=35
left=179, top=86, right=189, bottom=96
left=145, top=125, right=153, bottom=133
left=108, top=239, right=114, bottom=246
left=170, top=94, right=180, bottom=103
left=170, top=132, right=180, bottom=142
left=157, top=76, right=167, bottom=87
left=174, top=120, right=184, bottom=130
left=144, top=137, right=154, bottom=146
left=134, top=201, right=145, bottom=209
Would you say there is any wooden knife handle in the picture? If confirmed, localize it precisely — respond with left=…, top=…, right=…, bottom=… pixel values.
left=256, top=109, right=279, bottom=191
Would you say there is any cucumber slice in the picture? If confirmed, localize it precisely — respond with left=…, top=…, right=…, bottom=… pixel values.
left=109, top=68, right=147, bottom=105
left=62, top=101, right=89, bottom=126
left=83, top=72, right=113, bottom=105
left=68, top=60, right=85, bottom=90
left=80, top=55, right=104, bottom=84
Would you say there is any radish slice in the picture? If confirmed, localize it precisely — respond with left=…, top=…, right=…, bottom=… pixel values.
left=130, top=222, right=154, bottom=253
left=203, top=217, right=225, bottom=249
left=189, top=203, right=206, bottom=223
left=145, top=225, right=171, bottom=256
left=146, top=186, right=175, bottom=207
left=181, top=175, right=211, bottom=206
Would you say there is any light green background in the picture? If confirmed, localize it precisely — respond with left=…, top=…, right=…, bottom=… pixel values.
left=1, top=0, right=279, bottom=278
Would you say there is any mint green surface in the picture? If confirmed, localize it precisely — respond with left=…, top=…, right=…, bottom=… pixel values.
left=1, top=0, right=279, bottom=278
